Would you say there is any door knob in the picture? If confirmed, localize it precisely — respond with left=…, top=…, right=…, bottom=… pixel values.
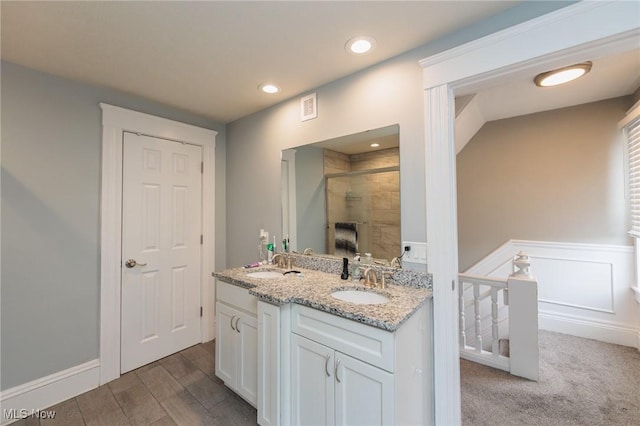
left=125, top=259, right=147, bottom=268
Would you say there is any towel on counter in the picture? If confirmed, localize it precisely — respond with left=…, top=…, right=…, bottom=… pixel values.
left=334, top=222, right=357, bottom=257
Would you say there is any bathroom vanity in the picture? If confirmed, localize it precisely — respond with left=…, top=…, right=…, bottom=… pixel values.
left=213, top=256, right=433, bottom=426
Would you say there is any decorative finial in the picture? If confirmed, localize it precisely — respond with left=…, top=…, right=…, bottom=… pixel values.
left=513, top=251, right=532, bottom=277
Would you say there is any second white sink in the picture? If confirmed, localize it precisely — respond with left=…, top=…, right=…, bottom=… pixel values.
left=331, top=290, right=390, bottom=305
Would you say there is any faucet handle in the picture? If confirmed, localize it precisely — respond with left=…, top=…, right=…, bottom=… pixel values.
left=380, top=271, right=394, bottom=289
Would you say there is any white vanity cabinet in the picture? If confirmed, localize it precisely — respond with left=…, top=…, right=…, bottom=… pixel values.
left=291, top=333, right=394, bottom=425
left=215, top=280, right=258, bottom=406
left=258, top=301, right=432, bottom=426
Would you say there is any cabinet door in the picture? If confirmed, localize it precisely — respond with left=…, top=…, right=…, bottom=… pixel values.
left=334, top=352, right=394, bottom=426
left=215, top=302, right=238, bottom=387
left=291, top=334, right=334, bottom=426
left=236, top=312, right=258, bottom=406
left=257, top=301, right=281, bottom=426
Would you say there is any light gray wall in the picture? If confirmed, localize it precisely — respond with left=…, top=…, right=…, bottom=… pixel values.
left=295, top=145, right=326, bottom=253
left=224, top=1, right=574, bottom=269
left=0, top=61, right=226, bottom=390
left=457, top=97, right=633, bottom=271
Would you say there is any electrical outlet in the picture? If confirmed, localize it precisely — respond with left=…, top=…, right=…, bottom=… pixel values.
left=260, top=229, right=269, bottom=245
left=402, top=241, right=427, bottom=264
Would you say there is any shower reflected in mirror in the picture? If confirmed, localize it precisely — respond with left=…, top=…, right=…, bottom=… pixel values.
left=281, top=124, right=400, bottom=264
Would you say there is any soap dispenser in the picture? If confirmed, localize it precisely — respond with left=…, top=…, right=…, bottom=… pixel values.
left=341, top=257, right=349, bottom=280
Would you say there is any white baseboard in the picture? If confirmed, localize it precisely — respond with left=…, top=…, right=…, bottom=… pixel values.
left=0, top=359, right=100, bottom=425
left=460, top=350, right=510, bottom=372
left=539, top=310, right=639, bottom=349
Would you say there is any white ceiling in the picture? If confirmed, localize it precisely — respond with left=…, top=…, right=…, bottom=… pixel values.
left=1, top=1, right=519, bottom=123
left=469, top=48, right=640, bottom=122
left=310, top=124, right=399, bottom=155
left=5, top=2, right=636, bottom=127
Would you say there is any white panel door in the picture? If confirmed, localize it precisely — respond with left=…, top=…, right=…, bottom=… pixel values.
left=291, top=334, right=334, bottom=426
left=334, top=352, right=394, bottom=426
left=121, top=132, right=202, bottom=373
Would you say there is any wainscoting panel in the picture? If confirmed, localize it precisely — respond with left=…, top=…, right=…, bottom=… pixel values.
left=534, top=256, right=614, bottom=313
left=464, top=240, right=639, bottom=348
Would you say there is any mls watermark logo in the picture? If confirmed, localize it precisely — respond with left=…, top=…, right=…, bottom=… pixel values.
left=3, top=408, right=56, bottom=420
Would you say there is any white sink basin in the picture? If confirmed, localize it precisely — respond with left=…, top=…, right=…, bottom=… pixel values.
left=331, top=290, right=390, bottom=305
left=246, top=270, right=283, bottom=279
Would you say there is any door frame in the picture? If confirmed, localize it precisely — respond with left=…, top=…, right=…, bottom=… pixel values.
left=99, top=103, right=217, bottom=384
left=419, top=2, right=639, bottom=424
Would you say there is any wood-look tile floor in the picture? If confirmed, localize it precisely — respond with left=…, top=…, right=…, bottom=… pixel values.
left=12, top=341, right=258, bottom=426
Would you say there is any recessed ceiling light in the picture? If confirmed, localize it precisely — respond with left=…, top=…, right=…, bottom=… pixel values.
left=370, top=143, right=380, bottom=148
left=345, top=36, right=376, bottom=55
left=534, top=62, right=592, bottom=87
left=259, top=83, right=280, bottom=94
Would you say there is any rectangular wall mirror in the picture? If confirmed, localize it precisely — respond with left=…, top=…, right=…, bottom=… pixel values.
left=281, top=124, right=401, bottom=265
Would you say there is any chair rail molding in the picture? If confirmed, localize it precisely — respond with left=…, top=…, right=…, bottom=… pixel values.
left=420, top=1, right=640, bottom=423
left=100, top=103, right=217, bottom=385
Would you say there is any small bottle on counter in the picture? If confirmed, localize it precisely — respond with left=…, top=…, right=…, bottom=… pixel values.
left=352, top=253, right=361, bottom=281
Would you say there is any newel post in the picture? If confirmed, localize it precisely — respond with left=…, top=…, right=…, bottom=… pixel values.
left=508, top=251, right=539, bottom=381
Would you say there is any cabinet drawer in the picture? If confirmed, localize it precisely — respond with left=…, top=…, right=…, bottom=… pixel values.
left=291, top=305, right=394, bottom=372
left=217, top=280, right=257, bottom=314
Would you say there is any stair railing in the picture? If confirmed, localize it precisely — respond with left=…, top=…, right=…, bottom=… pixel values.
left=458, top=251, right=539, bottom=381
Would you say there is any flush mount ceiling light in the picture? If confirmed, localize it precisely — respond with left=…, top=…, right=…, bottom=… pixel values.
left=259, top=83, right=280, bottom=94
left=345, top=36, right=376, bottom=55
left=370, top=143, right=380, bottom=148
left=534, top=62, right=592, bottom=87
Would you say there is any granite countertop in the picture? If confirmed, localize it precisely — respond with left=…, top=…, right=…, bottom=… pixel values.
left=213, top=266, right=432, bottom=332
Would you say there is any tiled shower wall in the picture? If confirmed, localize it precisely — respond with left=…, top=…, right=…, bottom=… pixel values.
left=324, top=148, right=401, bottom=261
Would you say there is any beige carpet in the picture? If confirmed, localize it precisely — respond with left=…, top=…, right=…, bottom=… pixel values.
left=461, top=330, right=640, bottom=426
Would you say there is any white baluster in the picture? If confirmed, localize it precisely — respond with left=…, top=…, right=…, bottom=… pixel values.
left=459, top=280, right=466, bottom=348
left=491, top=288, right=499, bottom=356
left=474, top=284, right=482, bottom=353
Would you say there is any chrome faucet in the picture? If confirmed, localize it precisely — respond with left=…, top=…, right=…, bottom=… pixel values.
left=362, top=268, right=377, bottom=287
